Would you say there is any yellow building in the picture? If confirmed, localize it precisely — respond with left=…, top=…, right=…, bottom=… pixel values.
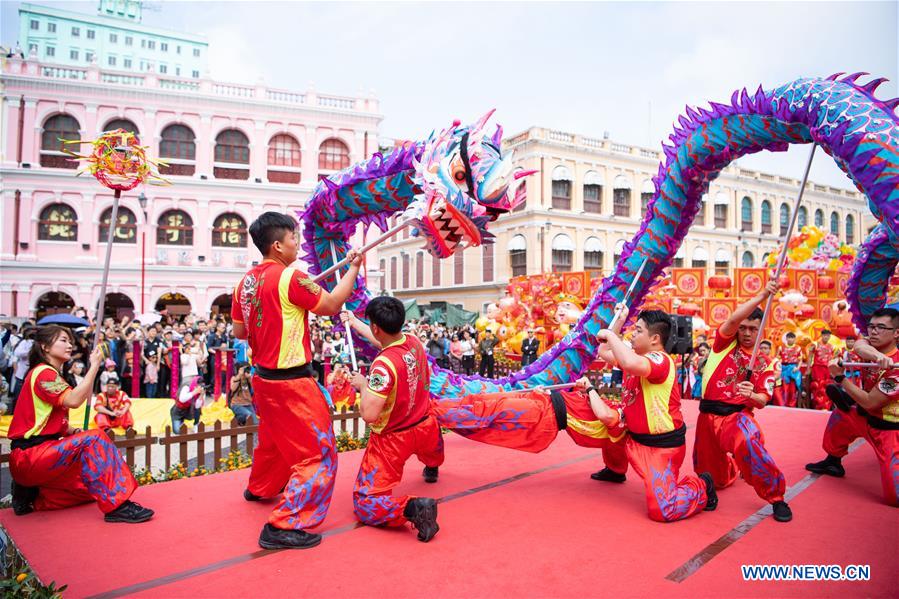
left=376, top=127, right=874, bottom=313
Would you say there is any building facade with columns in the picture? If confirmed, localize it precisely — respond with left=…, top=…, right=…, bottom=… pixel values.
left=0, top=53, right=381, bottom=318
left=377, top=126, right=874, bottom=313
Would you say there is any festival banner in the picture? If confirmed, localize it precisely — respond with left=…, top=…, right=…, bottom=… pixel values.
left=735, top=268, right=767, bottom=298
left=794, top=269, right=817, bottom=297
left=561, top=272, right=589, bottom=299
left=771, top=302, right=791, bottom=326
left=835, top=271, right=850, bottom=296
left=508, top=277, right=531, bottom=300
left=642, top=297, right=672, bottom=313
left=704, top=298, right=736, bottom=328
left=672, top=268, right=705, bottom=298
left=816, top=299, right=835, bottom=324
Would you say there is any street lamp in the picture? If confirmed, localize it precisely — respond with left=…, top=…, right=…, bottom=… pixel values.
left=138, top=192, right=148, bottom=313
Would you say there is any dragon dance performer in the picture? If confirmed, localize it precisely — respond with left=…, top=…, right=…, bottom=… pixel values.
left=8, top=325, right=153, bottom=523
left=776, top=333, right=803, bottom=408
left=694, top=279, right=792, bottom=522
left=342, top=313, right=628, bottom=478
left=348, top=297, right=443, bottom=542
left=806, top=308, right=899, bottom=506
left=807, top=330, right=836, bottom=410
left=596, top=309, right=716, bottom=522
left=233, top=212, right=362, bottom=550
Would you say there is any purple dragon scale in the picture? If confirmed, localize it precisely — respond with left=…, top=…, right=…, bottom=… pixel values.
left=297, top=75, right=898, bottom=399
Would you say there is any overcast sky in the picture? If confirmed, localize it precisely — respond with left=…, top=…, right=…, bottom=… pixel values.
left=3, top=1, right=897, bottom=189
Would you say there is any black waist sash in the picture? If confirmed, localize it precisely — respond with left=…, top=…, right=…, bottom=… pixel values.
left=699, top=399, right=746, bottom=416
left=629, top=424, right=687, bottom=448
left=549, top=391, right=568, bottom=431
left=857, top=406, right=899, bottom=431
left=254, top=363, right=314, bottom=381
left=11, top=434, right=61, bottom=451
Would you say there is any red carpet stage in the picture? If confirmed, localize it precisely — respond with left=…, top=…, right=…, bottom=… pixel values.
left=2, top=402, right=895, bottom=598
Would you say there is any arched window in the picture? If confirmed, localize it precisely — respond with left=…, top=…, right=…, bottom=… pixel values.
left=551, top=234, right=574, bottom=272
left=99, top=206, right=137, bottom=244
left=780, top=204, right=790, bottom=236
left=157, top=209, right=193, bottom=245
left=714, top=248, right=731, bottom=275
left=584, top=236, right=603, bottom=270
left=614, top=239, right=626, bottom=263
left=159, top=124, right=196, bottom=176
left=40, top=114, right=80, bottom=168
left=38, top=203, right=78, bottom=240
left=741, top=251, right=754, bottom=267
left=845, top=214, right=855, bottom=244
left=830, top=211, right=839, bottom=235
left=798, top=206, right=808, bottom=228
left=103, top=118, right=139, bottom=139
left=814, top=208, right=824, bottom=227
left=509, top=234, right=527, bottom=277
left=212, top=213, right=247, bottom=248
left=761, top=200, right=772, bottom=233
left=692, top=246, right=709, bottom=269
left=318, top=138, right=350, bottom=171
left=741, top=197, right=753, bottom=231
left=482, top=244, right=494, bottom=282
left=551, top=165, right=572, bottom=210
left=215, top=129, right=250, bottom=162
left=267, top=134, right=302, bottom=184
left=640, top=180, right=655, bottom=217
left=583, top=171, right=603, bottom=214
left=613, top=175, right=631, bottom=217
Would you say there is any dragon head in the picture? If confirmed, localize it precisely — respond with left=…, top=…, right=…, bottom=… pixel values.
left=411, top=110, right=535, bottom=258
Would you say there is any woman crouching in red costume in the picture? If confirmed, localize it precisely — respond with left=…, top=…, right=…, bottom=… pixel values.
left=8, top=325, right=154, bottom=523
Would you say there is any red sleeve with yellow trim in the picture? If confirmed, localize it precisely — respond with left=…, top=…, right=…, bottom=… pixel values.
left=288, top=270, right=323, bottom=311
left=712, top=325, right=735, bottom=353
left=35, top=367, right=71, bottom=407
left=367, top=355, right=396, bottom=398
left=645, top=351, right=670, bottom=384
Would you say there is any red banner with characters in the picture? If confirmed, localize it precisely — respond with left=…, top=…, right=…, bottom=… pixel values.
left=771, top=303, right=791, bottom=326
left=735, top=268, right=767, bottom=297
left=704, top=298, right=736, bottom=328
left=794, top=269, right=817, bottom=297
left=836, top=271, right=850, bottom=296
left=561, top=272, right=589, bottom=300
left=816, top=299, right=835, bottom=324
left=672, top=268, right=705, bottom=298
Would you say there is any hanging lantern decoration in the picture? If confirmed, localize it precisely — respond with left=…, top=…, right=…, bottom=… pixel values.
left=677, top=302, right=701, bottom=316
left=707, top=275, right=732, bottom=298
left=796, top=303, right=815, bottom=320
left=817, top=274, right=835, bottom=291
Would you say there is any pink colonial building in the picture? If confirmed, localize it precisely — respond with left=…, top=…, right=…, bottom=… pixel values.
left=0, top=53, right=381, bottom=319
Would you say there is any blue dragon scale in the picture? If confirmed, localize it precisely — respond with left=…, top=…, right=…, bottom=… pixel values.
left=299, top=73, right=899, bottom=401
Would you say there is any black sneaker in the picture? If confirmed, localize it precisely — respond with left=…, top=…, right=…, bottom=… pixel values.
left=422, top=466, right=439, bottom=483
left=244, top=489, right=263, bottom=501
left=404, top=498, right=439, bottom=542
left=772, top=501, right=793, bottom=522
left=590, top=467, right=626, bottom=483
left=104, top=500, right=155, bottom=523
left=258, top=523, right=322, bottom=550
left=826, top=384, right=854, bottom=412
left=805, top=455, right=845, bottom=477
left=699, top=472, right=718, bottom=511
left=11, top=481, right=38, bottom=516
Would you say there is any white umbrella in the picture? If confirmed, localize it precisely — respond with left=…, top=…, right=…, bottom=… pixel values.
left=136, top=312, right=162, bottom=325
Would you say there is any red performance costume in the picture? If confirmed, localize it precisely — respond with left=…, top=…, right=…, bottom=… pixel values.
left=354, top=334, right=444, bottom=527
left=819, top=348, right=899, bottom=506
left=8, top=365, right=138, bottom=514
left=94, top=390, right=134, bottom=431
left=619, top=351, right=708, bottom=522
left=695, top=326, right=786, bottom=504
left=233, top=261, right=337, bottom=531
left=776, top=345, right=803, bottom=408
left=810, top=342, right=836, bottom=410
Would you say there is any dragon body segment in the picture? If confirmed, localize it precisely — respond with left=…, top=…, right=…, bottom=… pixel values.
left=298, top=74, right=898, bottom=398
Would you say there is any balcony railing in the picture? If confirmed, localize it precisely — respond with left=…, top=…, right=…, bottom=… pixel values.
left=4, top=56, right=377, bottom=114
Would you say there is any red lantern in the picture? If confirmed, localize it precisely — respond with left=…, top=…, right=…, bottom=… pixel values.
left=817, top=275, right=835, bottom=291
left=797, top=303, right=815, bottom=320
left=707, top=275, right=732, bottom=298
left=677, top=302, right=701, bottom=316
left=778, top=273, right=790, bottom=288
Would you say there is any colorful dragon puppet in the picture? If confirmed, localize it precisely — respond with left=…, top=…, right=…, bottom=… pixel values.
left=300, top=73, right=898, bottom=405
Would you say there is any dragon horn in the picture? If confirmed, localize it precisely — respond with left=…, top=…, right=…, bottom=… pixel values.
left=492, top=124, right=503, bottom=147
left=472, top=109, right=497, bottom=134
left=514, top=169, right=538, bottom=180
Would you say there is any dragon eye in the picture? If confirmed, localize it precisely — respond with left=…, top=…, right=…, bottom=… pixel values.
left=453, top=169, right=466, bottom=182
